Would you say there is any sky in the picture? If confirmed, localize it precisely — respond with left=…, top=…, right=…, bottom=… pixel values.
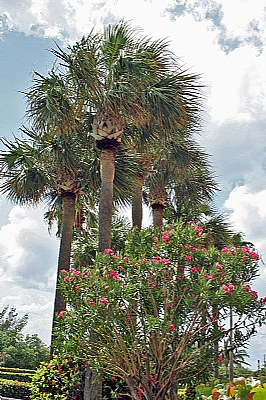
left=1, top=0, right=266, bottom=369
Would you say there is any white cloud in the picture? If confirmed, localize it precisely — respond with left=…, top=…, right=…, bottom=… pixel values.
left=0, top=205, right=59, bottom=344
left=0, top=205, right=59, bottom=288
left=222, top=0, right=266, bottom=37
left=224, top=186, right=266, bottom=261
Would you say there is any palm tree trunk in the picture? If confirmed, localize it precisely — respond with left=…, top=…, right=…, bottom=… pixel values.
left=85, top=143, right=117, bottom=400
left=50, top=191, right=76, bottom=357
left=98, top=145, right=117, bottom=252
left=149, top=183, right=167, bottom=229
left=152, top=204, right=164, bottom=228
left=132, top=174, right=144, bottom=229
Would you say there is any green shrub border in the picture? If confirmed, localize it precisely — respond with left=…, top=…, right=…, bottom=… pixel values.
left=0, top=367, right=34, bottom=399
left=0, top=378, right=31, bottom=399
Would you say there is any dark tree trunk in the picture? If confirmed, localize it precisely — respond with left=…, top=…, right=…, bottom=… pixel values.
left=132, top=174, right=144, bottom=230
left=50, top=191, right=76, bottom=357
left=75, top=208, right=85, bottom=230
left=83, top=365, right=102, bottom=400
left=152, top=204, right=164, bottom=228
left=97, top=142, right=117, bottom=252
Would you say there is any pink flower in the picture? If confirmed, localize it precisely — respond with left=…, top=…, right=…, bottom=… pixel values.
left=189, top=267, right=200, bottom=273
left=104, top=248, right=114, bottom=255
left=83, top=274, right=89, bottom=280
left=90, top=301, right=96, bottom=307
left=185, top=255, right=192, bottom=262
left=262, top=297, right=266, bottom=304
left=222, top=283, right=235, bottom=293
left=251, top=290, right=258, bottom=299
left=162, top=235, right=170, bottom=243
left=250, top=251, right=260, bottom=260
left=169, top=321, right=175, bottom=332
left=215, top=263, right=223, bottom=271
left=58, top=310, right=66, bottom=318
left=104, top=285, right=110, bottom=290
left=75, top=286, right=81, bottom=291
left=221, top=247, right=230, bottom=253
left=204, top=274, right=213, bottom=281
left=160, top=258, right=170, bottom=264
left=217, top=355, right=223, bottom=363
left=70, top=268, right=80, bottom=277
left=99, top=296, right=109, bottom=306
left=243, top=284, right=251, bottom=292
left=110, top=270, right=121, bottom=281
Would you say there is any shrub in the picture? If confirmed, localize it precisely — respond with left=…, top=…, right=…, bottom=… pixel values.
left=55, top=222, right=266, bottom=399
left=0, top=377, right=31, bottom=399
left=30, top=355, right=86, bottom=399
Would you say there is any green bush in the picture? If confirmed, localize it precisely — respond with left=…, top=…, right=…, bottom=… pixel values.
left=0, top=370, right=34, bottom=382
left=0, top=377, right=31, bottom=399
left=30, top=355, right=86, bottom=399
left=0, top=366, right=35, bottom=373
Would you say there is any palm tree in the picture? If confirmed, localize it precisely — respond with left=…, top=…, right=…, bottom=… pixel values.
left=50, top=20, right=203, bottom=251
left=143, top=136, right=217, bottom=228
left=0, top=129, right=98, bottom=352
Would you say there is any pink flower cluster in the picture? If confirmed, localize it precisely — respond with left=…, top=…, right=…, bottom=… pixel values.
left=58, top=310, right=66, bottom=318
left=104, top=248, right=119, bottom=259
left=242, top=284, right=259, bottom=299
left=151, top=256, right=170, bottom=264
left=184, top=244, right=198, bottom=252
left=169, top=321, right=175, bottom=332
left=189, top=267, right=201, bottom=273
left=222, top=283, right=235, bottom=293
left=241, top=246, right=260, bottom=260
left=187, top=221, right=203, bottom=237
left=161, top=230, right=173, bottom=243
left=221, top=247, right=235, bottom=254
left=99, top=296, right=109, bottom=306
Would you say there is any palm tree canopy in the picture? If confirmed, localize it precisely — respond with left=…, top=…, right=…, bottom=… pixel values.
left=50, top=20, right=203, bottom=139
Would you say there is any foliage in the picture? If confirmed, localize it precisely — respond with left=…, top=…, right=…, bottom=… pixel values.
left=72, top=212, right=131, bottom=266
left=54, top=221, right=266, bottom=400
left=0, top=368, right=34, bottom=383
left=0, top=377, right=31, bottom=399
left=0, top=306, right=49, bottom=369
left=252, top=385, right=266, bottom=400
left=30, top=355, right=86, bottom=399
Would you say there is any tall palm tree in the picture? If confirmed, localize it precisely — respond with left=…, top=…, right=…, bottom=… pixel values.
left=0, top=129, right=98, bottom=352
left=50, top=20, right=203, bottom=251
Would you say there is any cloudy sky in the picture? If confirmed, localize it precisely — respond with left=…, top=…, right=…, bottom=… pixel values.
left=1, top=0, right=266, bottom=369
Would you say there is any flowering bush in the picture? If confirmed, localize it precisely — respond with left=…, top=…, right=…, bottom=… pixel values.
left=30, top=355, right=86, bottom=399
left=54, top=221, right=266, bottom=400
